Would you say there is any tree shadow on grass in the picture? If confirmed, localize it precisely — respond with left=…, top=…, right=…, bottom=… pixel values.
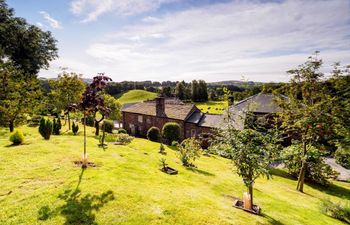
left=270, top=168, right=297, bottom=181
left=260, top=213, right=285, bottom=225
left=185, top=167, right=215, bottom=177
left=38, top=168, right=115, bottom=224
left=308, top=182, right=350, bottom=201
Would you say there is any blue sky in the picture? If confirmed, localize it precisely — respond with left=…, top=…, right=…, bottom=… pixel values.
left=7, top=0, right=350, bottom=82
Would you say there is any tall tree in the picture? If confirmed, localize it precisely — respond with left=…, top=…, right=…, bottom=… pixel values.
left=49, top=72, right=86, bottom=129
left=175, top=81, right=186, bottom=100
left=198, top=80, right=208, bottom=102
left=276, top=53, right=340, bottom=192
left=191, top=80, right=199, bottom=102
left=0, top=62, right=41, bottom=131
left=0, top=0, right=58, bottom=74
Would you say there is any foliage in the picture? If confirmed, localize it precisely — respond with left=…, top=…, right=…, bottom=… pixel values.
left=281, top=144, right=337, bottom=186
left=147, top=127, right=160, bottom=142
left=0, top=0, right=58, bottom=74
left=39, top=118, right=52, bottom=140
left=320, top=199, right=350, bottom=224
left=178, top=138, right=202, bottom=167
left=9, top=129, right=24, bottom=145
left=102, top=94, right=122, bottom=121
left=49, top=72, right=85, bottom=114
left=0, top=63, right=42, bottom=132
left=72, top=122, right=79, bottom=135
left=175, top=81, right=186, bottom=100
left=335, top=145, right=350, bottom=169
left=117, top=128, right=127, bottom=134
left=276, top=53, right=341, bottom=192
left=162, top=122, right=181, bottom=144
left=115, top=133, right=134, bottom=145
left=52, top=117, right=62, bottom=135
left=171, top=141, right=179, bottom=147
left=103, top=120, right=114, bottom=133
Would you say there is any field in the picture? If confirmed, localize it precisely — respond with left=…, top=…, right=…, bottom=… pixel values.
left=117, top=90, right=158, bottom=104
left=195, top=101, right=228, bottom=114
left=0, top=125, right=349, bottom=224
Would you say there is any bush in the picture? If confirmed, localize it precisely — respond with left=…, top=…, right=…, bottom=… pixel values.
left=178, top=138, right=202, bottom=167
left=335, top=146, right=350, bottom=169
left=72, top=122, right=79, bottom=135
left=82, top=116, right=94, bottom=127
left=28, top=115, right=41, bottom=127
left=103, top=120, right=114, bottom=133
left=117, top=128, right=127, bottom=134
left=39, top=118, right=52, bottom=140
left=115, top=133, right=134, bottom=145
left=147, top=127, right=160, bottom=142
left=198, top=133, right=213, bottom=149
left=281, top=144, right=338, bottom=185
left=320, top=199, right=350, bottom=223
left=104, top=133, right=116, bottom=142
left=162, top=122, right=181, bottom=144
left=52, top=117, right=61, bottom=135
left=9, top=129, right=24, bottom=145
left=171, top=141, right=179, bottom=147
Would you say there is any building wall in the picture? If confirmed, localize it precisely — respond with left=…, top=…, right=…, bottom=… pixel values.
left=122, top=112, right=214, bottom=140
left=122, top=112, right=186, bottom=139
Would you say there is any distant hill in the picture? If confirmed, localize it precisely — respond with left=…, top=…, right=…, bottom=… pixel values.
left=208, top=80, right=263, bottom=87
left=117, top=90, right=158, bottom=104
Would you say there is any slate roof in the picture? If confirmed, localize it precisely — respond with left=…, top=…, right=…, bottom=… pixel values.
left=198, top=114, right=224, bottom=128
left=229, top=93, right=282, bottom=114
left=122, top=102, right=196, bottom=121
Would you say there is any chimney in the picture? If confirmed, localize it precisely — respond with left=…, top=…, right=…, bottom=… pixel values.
left=156, top=97, right=165, bottom=117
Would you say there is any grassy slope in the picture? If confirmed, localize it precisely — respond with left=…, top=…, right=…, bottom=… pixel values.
left=117, top=90, right=158, bottom=104
left=0, top=125, right=349, bottom=225
left=195, top=101, right=228, bottom=114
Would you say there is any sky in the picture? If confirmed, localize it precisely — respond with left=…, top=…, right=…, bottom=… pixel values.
left=7, top=0, right=350, bottom=82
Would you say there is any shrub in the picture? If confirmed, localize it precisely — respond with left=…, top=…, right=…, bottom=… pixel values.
left=335, top=146, right=350, bottom=169
left=103, top=120, right=114, bottom=133
left=162, top=122, right=181, bottom=144
left=198, top=133, right=213, bottom=149
left=115, top=133, right=134, bottom=145
left=9, top=129, right=24, bottom=145
left=171, top=141, right=179, bottom=147
left=82, top=116, right=94, bottom=127
left=28, top=115, right=41, bottom=127
left=178, top=138, right=202, bottom=167
left=281, top=144, right=337, bottom=185
left=320, top=199, right=350, bottom=223
left=72, top=122, right=79, bottom=135
left=39, top=118, right=53, bottom=140
left=159, top=143, right=166, bottom=154
left=104, top=133, right=116, bottom=142
left=147, top=127, right=160, bottom=142
left=52, top=117, right=62, bottom=135
left=117, top=128, right=127, bottom=134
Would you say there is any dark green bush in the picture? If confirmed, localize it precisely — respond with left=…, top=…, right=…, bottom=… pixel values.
left=52, top=117, right=61, bottom=135
left=72, top=122, right=79, bottom=135
left=281, top=144, right=338, bottom=185
left=335, top=146, right=350, bottom=169
left=171, top=141, right=179, bottom=147
left=320, top=199, right=350, bottom=223
left=147, top=127, right=160, bottom=142
left=103, top=120, right=114, bottom=133
left=162, top=122, right=181, bottom=144
left=28, top=115, right=41, bottom=127
left=118, top=128, right=127, bottom=134
left=9, top=129, right=24, bottom=145
left=39, top=118, right=52, bottom=140
left=82, top=116, right=94, bottom=127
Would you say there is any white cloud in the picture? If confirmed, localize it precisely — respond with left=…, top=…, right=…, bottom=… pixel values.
left=70, top=0, right=179, bottom=23
left=39, top=11, right=63, bottom=29
left=77, top=0, right=350, bottom=82
left=36, top=22, right=43, bottom=27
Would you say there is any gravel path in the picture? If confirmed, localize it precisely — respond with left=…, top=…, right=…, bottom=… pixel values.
left=324, top=157, right=350, bottom=181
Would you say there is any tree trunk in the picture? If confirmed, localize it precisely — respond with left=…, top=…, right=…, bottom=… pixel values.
left=101, top=124, right=106, bottom=146
left=9, top=121, right=14, bottom=132
left=248, top=184, right=253, bottom=210
left=95, top=120, right=100, bottom=136
left=82, top=115, right=87, bottom=168
left=67, top=112, right=71, bottom=130
left=297, top=141, right=307, bottom=192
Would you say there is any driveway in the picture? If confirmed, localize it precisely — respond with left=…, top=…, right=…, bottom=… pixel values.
left=324, top=157, right=350, bottom=181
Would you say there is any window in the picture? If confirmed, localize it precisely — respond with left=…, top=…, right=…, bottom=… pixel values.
left=138, top=115, right=143, bottom=123
left=146, top=118, right=151, bottom=124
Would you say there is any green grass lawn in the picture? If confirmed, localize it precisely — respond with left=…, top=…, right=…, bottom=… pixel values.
left=195, top=101, right=228, bottom=114
left=0, top=125, right=349, bottom=225
left=117, top=90, right=158, bottom=104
